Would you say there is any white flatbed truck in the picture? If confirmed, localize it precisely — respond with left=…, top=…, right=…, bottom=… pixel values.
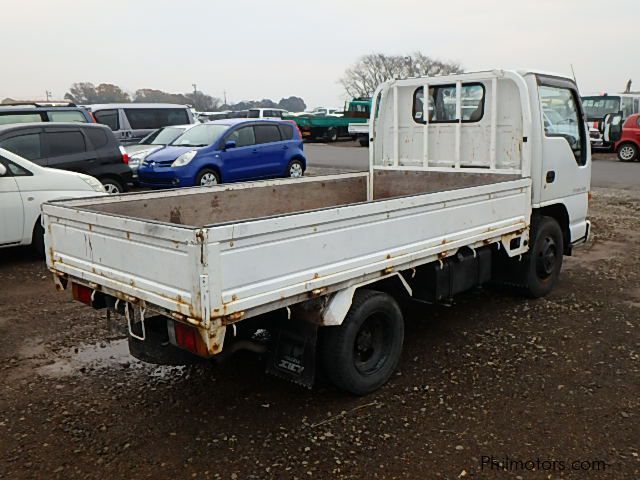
left=43, top=70, right=591, bottom=394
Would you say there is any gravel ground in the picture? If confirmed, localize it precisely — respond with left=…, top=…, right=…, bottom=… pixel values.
left=0, top=171, right=639, bottom=478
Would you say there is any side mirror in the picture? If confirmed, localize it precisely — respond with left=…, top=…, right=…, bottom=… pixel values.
left=0, top=163, right=6, bottom=176
left=224, top=140, right=237, bottom=150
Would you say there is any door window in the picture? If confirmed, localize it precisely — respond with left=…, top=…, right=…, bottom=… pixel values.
left=278, top=124, right=294, bottom=140
left=47, top=110, right=88, bottom=122
left=0, top=133, right=42, bottom=160
left=44, top=131, right=86, bottom=157
left=226, top=126, right=256, bottom=147
left=539, top=85, right=585, bottom=165
left=93, top=109, right=119, bottom=131
left=0, top=112, right=44, bottom=125
left=254, top=125, right=281, bottom=144
left=124, top=108, right=189, bottom=130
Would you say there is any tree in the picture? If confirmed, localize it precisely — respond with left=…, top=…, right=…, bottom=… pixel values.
left=65, top=82, right=130, bottom=103
left=1, top=98, right=17, bottom=104
left=134, top=88, right=190, bottom=104
left=340, top=52, right=463, bottom=98
left=278, top=96, right=306, bottom=112
left=184, top=91, right=221, bottom=112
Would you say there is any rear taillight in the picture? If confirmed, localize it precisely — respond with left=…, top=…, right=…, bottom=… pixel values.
left=71, top=283, right=93, bottom=305
left=89, top=111, right=97, bottom=123
left=173, top=322, right=209, bottom=356
left=119, top=146, right=129, bottom=164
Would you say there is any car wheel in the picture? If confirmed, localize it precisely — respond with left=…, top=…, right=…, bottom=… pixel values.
left=326, top=128, right=338, bottom=142
left=100, top=178, right=124, bottom=194
left=522, top=216, right=564, bottom=298
left=617, top=142, right=638, bottom=162
left=197, top=168, right=220, bottom=187
left=286, top=159, right=304, bottom=178
left=359, top=137, right=369, bottom=147
left=32, top=219, right=45, bottom=258
left=321, top=289, right=404, bottom=395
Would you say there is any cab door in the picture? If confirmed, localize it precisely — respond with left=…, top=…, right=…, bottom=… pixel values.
left=537, top=77, right=591, bottom=240
left=0, top=157, right=24, bottom=245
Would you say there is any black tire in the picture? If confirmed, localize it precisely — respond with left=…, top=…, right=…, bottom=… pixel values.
left=286, top=159, right=304, bottom=178
left=326, top=127, right=338, bottom=142
left=617, top=142, right=638, bottom=162
left=522, top=216, right=564, bottom=298
left=32, top=219, right=45, bottom=258
left=100, top=177, right=125, bottom=194
left=321, top=289, right=404, bottom=395
left=359, top=137, right=369, bottom=147
left=196, top=168, right=220, bottom=186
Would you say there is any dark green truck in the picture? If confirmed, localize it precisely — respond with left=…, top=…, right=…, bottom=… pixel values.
left=285, top=98, right=370, bottom=142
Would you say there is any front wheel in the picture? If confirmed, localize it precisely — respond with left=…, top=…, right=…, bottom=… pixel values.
left=196, top=168, right=220, bottom=186
left=326, top=128, right=338, bottom=142
left=320, top=289, right=404, bottom=395
left=522, top=216, right=564, bottom=298
left=617, top=142, right=638, bottom=162
left=286, top=159, right=304, bottom=178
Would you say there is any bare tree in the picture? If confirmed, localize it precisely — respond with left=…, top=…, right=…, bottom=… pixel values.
left=340, top=52, right=463, bottom=98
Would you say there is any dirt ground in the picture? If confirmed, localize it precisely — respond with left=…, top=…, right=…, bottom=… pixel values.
left=1, top=167, right=639, bottom=478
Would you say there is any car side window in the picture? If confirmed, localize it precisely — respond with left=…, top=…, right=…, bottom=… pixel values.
left=254, top=125, right=281, bottom=144
left=47, top=110, right=88, bottom=123
left=0, top=133, right=42, bottom=160
left=44, top=131, right=86, bottom=157
left=539, top=85, right=586, bottom=166
left=278, top=124, right=294, bottom=140
left=227, top=126, right=256, bottom=147
left=0, top=157, right=31, bottom=176
left=94, top=110, right=119, bottom=131
left=0, top=112, right=44, bottom=125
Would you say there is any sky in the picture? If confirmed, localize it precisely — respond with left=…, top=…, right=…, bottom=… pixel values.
left=2, top=0, right=638, bottom=109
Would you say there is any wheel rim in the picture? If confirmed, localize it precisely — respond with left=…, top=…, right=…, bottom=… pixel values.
left=289, top=162, right=303, bottom=178
left=536, top=236, right=557, bottom=279
left=103, top=183, right=120, bottom=194
left=619, top=145, right=635, bottom=160
left=353, top=314, right=389, bottom=375
left=200, top=172, right=218, bottom=186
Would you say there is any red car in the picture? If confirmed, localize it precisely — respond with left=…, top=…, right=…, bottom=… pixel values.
left=615, top=113, right=640, bottom=161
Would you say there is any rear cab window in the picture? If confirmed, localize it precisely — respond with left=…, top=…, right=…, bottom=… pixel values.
left=413, top=83, right=485, bottom=123
left=254, top=124, right=281, bottom=144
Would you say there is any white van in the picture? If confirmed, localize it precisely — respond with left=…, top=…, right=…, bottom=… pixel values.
left=247, top=108, right=289, bottom=119
left=0, top=147, right=107, bottom=255
left=88, top=103, right=195, bottom=145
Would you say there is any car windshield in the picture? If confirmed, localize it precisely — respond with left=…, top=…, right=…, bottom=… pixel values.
left=582, top=96, right=621, bottom=121
left=141, top=126, right=187, bottom=145
left=171, top=124, right=229, bottom=147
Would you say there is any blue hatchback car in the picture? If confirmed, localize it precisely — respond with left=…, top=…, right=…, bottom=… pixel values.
left=137, top=119, right=306, bottom=187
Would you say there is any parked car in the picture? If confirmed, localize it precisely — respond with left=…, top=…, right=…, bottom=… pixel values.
left=248, top=108, right=289, bottom=119
left=582, top=93, right=640, bottom=150
left=615, top=113, right=640, bottom=161
left=0, top=102, right=94, bottom=125
left=0, top=123, right=133, bottom=193
left=87, top=103, right=195, bottom=145
left=137, top=119, right=306, bottom=188
left=0, top=147, right=106, bottom=255
left=125, top=124, right=196, bottom=178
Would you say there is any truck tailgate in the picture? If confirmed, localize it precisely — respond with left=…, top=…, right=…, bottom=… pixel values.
left=43, top=202, right=204, bottom=319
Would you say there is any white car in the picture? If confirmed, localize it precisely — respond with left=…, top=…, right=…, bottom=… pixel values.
left=0, top=147, right=107, bottom=255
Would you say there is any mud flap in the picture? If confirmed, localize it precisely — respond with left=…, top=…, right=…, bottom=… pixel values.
left=266, top=319, right=318, bottom=389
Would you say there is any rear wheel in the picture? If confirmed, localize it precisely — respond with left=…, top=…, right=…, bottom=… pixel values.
left=522, top=216, right=564, bottom=298
left=100, top=177, right=124, bottom=194
left=286, top=159, right=304, bottom=178
left=321, top=289, right=404, bottom=395
left=326, top=128, right=338, bottom=142
left=196, top=168, right=220, bottom=186
left=359, top=137, right=369, bottom=147
left=617, top=142, right=638, bottom=162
